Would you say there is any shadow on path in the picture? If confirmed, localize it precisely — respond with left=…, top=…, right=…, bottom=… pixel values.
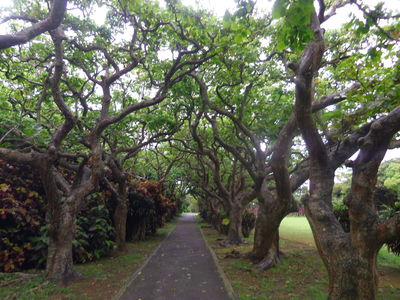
left=118, top=213, right=230, bottom=300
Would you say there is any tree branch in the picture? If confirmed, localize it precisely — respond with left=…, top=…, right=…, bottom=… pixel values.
left=0, top=0, right=68, bottom=49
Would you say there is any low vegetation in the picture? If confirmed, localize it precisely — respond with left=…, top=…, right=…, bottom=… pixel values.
left=200, top=217, right=400, bottom=300
left=0, top=220, right=176, bottom=300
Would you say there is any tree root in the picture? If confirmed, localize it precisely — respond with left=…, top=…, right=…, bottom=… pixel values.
left=0, top=272, right=40, bottom=288
left=223, top=249, right=242, bottom=259
left=252, top=252, right=281, bottom=270
left=5, top=279, right=49, bottom=300
left=218, top=238, right=248, bottom=247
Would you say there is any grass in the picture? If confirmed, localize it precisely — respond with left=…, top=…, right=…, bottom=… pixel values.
left=280, top=216, right=400, bottom=267
left=200, top=217, right=400, bottom=300
left=0, top=220, right=177, bottom=300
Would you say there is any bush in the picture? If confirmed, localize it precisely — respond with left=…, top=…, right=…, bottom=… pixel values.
left=16, top=193, right=116, bottom=269
left=0, top=161, right=116, bottom=271
left=126, top=180, right=177, bottom=241
left=72, top=193, right=116, bottom=263
left=0, top=160, right=45, bottom=272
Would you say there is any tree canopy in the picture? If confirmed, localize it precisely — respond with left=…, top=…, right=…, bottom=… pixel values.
left=0, top=0, right=400, bottom=298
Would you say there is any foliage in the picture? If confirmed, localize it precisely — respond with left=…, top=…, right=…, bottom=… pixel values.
left=73, top=193, right=116, bottom=263
left=0, top=161, right=116, bottom=271
left=0, top=221, right=177, bottom=300
left=126, top=180, right=177, bottom=241
left=0, top=160, right=45, bottom=272
left=378, top=158, right=400, bottom=196
left=272, top=0, right=315, bottom=52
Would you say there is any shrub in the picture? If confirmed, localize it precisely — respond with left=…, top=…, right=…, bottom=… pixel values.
left=0, top=161, right=45, bottom=272
left=126, top=180, right=177, bottom=241
left=72, top=193, right=116, bottom=263
left=23, top=193, right=116, bottom=268
left=0, top=161, right=116, bottom=271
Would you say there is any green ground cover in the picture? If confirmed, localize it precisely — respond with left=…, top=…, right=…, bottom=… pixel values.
left=0, top=220, right=177, bottom=300
left=200, top=217, right=400, bottom=300
left=280, top=216, right=400, bottom=267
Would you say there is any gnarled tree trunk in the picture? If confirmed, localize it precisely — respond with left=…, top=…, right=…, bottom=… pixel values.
left=294, top=7, right=400, bottom=298
left=46, top=200, right=79, bottom=283
left=113, top=194, right=128, bottom=251
left=226, top=202, right=244, bottom=244
left=39, top=161, right=80, bottom=282
left=248, top=192, right=284, bottom=269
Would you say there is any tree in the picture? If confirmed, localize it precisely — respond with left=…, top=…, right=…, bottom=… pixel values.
left=284, top=0, right=400, bottom=298
left=378, top=158, right=400, bottom=196
left=0, top=0, right=68, bottom=49
left=188, top=8, right=362, bottom=268
left=0, top=0, right=214, bottom=282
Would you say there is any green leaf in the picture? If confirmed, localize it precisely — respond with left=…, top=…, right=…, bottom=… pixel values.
left=272, top=0, right=288, bottom=19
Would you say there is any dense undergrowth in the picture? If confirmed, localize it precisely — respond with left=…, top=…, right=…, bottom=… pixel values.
left=0, top=221, right=177, bottom=300
left=0, top=160, right=179, bottom=272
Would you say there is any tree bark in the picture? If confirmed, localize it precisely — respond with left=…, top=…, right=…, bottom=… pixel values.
left=106, top=159, right=128, bottom=252
left=46, top=200, right=79, bottom=283
left=250, top=205, right=280, bottom=269
left=113, top=194, right=128, bottom=251
left=226, top=202, right=244, bottom=244
left=293, top=6, right=400, bottom=298
left=39, top=160, right=79, bottom=282
left=0, top=0, right=68, bottom=49
left=247, top=190, right=286, bottom=269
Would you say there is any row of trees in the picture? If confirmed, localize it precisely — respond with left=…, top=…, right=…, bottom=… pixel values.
left=1, top=158, right=179, bottom=272
left=0, top=0, right=399, bottom=299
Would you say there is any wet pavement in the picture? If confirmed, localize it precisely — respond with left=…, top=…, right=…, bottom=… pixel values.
left=118, top=213, right=231, bottom=300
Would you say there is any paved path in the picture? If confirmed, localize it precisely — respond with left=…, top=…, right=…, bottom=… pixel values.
left=119, top=213, right=231, bottom=300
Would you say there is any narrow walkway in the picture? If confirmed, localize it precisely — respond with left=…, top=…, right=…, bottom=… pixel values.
left=119, top=213, right=230, bottom=300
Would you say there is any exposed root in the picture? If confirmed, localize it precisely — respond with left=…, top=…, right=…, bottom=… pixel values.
left=219, top=238, right=247, bottom=247
left=60, top=270, right=86, bottom=286
left=5, top=280, right=49, bottom=300
left=0, top=272, right=40, bottom=288
left=223, top=249, right=242, bottom=259
left=253, top=252, right=281, bottom=270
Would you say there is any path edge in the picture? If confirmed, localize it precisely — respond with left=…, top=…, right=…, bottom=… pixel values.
left=198, top=221, right=238, bottom=300
left=112, top=222, right=177, bottom=300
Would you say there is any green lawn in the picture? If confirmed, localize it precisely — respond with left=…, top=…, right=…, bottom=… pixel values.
left=279, top=216, right=400, bottom=267
left=201, top=217, right=400, bottom=300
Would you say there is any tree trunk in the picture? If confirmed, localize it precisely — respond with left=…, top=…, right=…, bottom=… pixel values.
left=226, top=203, right=244, bottom=244
left=248, top=194, right=283, bottom=269
left=38, top=161, right=79, bottom=283
left=303, top=168, right=379, bottom=299
left=113, top=194, right=128, bottom=251
left=46, top=198, right=79, bottom=283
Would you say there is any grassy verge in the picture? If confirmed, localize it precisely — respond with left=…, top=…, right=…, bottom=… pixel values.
left=0, top=220, right=177, bottom=300
left=200, top=217, right=400, bottom=300
left=280, top=216, right=400, bottom=267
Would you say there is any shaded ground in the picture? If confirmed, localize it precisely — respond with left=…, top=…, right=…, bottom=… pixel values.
left=200, top=217, right=400, bottom=300
left=119, top=213, right=231, bottom=300
left=0, top=221, right=177, bottom=300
